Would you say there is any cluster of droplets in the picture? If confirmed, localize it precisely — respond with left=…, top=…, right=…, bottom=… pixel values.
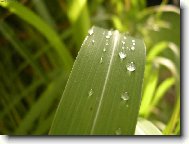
left=88, top=89, right=94, bottom=97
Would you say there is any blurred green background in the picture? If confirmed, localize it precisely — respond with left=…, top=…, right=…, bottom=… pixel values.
left=0, top=0, right=180, bottom=135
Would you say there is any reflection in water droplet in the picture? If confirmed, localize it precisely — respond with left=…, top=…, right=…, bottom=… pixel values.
left=88, top=89, right=94, bottom=97
left=100, top=57, right=103, bottom=64
left=119, top=52, right=126, bottom=60
left=115, top=128, right=121, bottom=135
left=88, top=28, right=94, bottom=35
left=127, top=62, right=136, bottom=72
left=121, top=92, right=129, bottom=101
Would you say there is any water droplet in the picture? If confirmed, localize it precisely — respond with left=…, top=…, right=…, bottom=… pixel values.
left=103, top=48, right=106, bottom=52
left=108, top=31, right=112, bottom=36
left=92, top=40, right=95, bottom=45
left=132, top=43, right=135, bottom=45
left=119, top=52, right=126, bottom=60
left=100, top=57, right=103, bottom=64
left=115, top=128, right=121, bottom=135
left=126, top=104, right=129, bottom=107
left=127, top=62, right=136, bottom=72
left=131, top=46, right=135, bottom=51
left=88, top=89, right=94, bottom=97
left=106, top=35, right=111, bottom=39
left=106, top=42, right=109, bottom=45
left=132, top=40, right=135, bottom=43
left=124, top=36, right=127, bottom=39
left=88, top=28, right=94, bottom=35
left=122, top=46, right=125, bottom=50
left=122, top=41, right=125, bottom=45
left=121, top=92, right=129, bottom=101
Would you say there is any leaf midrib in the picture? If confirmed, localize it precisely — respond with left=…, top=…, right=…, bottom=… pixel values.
left=90, top=30, right=120, bottom=134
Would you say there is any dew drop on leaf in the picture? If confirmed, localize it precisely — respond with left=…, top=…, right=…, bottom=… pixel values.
left=119, top=52, right=126, bottom=60
left=131, top=46, right=135, bottom=51
left=100, top=57, right=103, bottom=64
left=92, top=40, right=95, bottom=45
left=115, top=128, right=121, bottom=135
left=127, top=62, right=136, bottom=72
left=88, top=89, right=94, bottom=97
left=121, top=92, right=129, bottom=101
left=88, top=28, right=94, bottom=35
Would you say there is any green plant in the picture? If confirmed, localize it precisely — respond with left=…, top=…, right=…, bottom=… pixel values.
left=0, top=0, right=180, bottom=135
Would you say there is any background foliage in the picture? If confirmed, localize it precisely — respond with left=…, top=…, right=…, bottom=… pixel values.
left=0, top=0, right=180, bottom=135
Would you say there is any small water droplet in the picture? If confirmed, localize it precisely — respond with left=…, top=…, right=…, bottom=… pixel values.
left=88, top=89, right=94, bottom=97
left=121, top=92, right=129, bottom=101
left=131, top=46, right=135, bottom=51
left=106, top=42, right=109, bottom=45
left=132, top=40, right=135, bottom=43
left=106, top=35, right=111, bottom=39
left=100, top=57, right=103, bottom=64
left=119, top=52, right=126, bottom=60
left=92, top=40, right=95, bottom=45
left=126, top=104, right=129, bottom=107
left=122, top=41, right=125, bottom=45
left=115, top=128, right=121, bottom=135
left=88, top=28, right=94, bottom=35
left=124, top=36, right=127, bottom=39
left=103, top=48, right=106, bottom=52
left=132, top=43, right=135, bottom=45
left=122, top=46, right=125, bottom=50
left=108, top=31, right=112, bottom=36
left=127, top=62, right=136, bottom=72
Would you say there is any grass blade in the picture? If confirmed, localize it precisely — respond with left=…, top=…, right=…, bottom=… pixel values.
left=0, top=1, right=73, bottom=69
left=135, top=118, right=162, bottom=135
left=49, top=26, right=146, bottom=135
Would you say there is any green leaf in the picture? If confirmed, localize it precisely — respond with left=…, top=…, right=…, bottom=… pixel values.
left=49, top=26, right=146, bottom=135
left=0, top=1, right=73, bottom=69
left=135, top=118, right=162, bottom=135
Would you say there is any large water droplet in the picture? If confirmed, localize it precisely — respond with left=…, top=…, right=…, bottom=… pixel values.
left=88, top=89, right=94, bottom=97
left=119, top=52, right=126, bottom=60
left=88, top=28, right=94, bottom=35
left=121, top=92, right=129, bottom=101
left=127, top=62, right=136, bottom=72
left=115, top=128, right=121, bottom=135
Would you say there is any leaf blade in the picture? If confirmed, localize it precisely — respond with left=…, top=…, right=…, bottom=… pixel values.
left=49, top=26, right=146, bottom=135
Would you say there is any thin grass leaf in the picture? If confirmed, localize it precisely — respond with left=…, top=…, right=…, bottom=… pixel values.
left=14, top=74, right=67, bottom=134
left=135, top=118, right=162, bottom=135
left=49, top=26, right=146, bottom=135
left=0, top=1, right=73, bottom=69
